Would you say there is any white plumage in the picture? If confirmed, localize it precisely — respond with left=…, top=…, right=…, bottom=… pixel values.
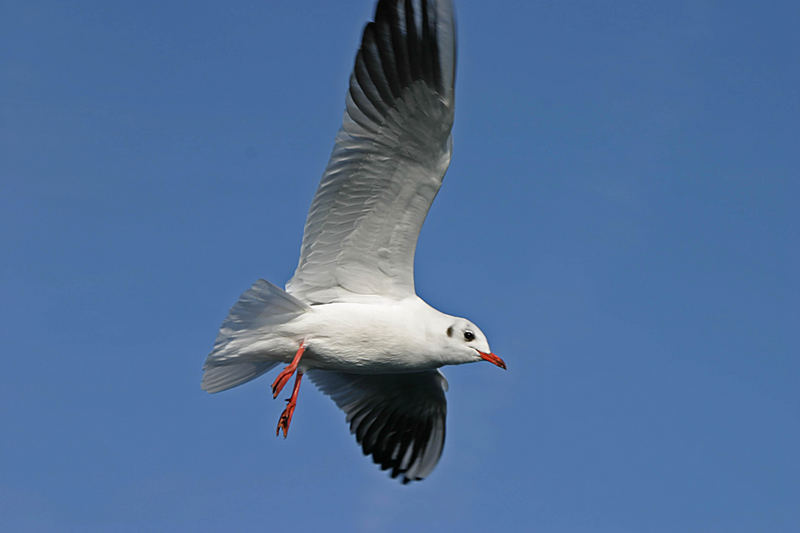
left=203, top=0, right=505, bottom=484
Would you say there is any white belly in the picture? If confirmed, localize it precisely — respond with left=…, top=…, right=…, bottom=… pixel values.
left=281, top=298, right=446, bottom=373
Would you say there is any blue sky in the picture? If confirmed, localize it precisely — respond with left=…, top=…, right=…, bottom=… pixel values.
left=2, top=0, right=798, bottom=531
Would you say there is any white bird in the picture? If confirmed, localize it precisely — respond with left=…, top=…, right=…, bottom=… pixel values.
left=202, top=0, right=506, bottom=484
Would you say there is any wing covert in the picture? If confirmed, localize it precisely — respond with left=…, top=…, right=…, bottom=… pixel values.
left=309, top=369, right=448, bottom=484
left=287, top=0, right=456, bottom=303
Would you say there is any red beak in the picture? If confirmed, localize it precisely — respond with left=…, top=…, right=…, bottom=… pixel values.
left=477, top=350, right=507, bottom=370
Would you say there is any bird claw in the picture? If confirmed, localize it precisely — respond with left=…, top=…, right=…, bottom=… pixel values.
left=273, top=343, right=306, bottom=438
left=271, top=366, right=295, bottom=398
left=276, top=401, right=296, bottom=438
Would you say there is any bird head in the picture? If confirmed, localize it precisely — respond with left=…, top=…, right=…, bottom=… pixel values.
left=442, top=319, right=506, bottom=369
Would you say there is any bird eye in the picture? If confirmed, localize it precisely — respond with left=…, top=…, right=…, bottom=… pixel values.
left=463, top=330, right=475, bottom=341
left=446, top=326, right=453, bottom=337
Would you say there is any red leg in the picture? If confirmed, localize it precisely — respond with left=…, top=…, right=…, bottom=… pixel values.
left=271, top=342, right=306, bottom=399
left=276, top=370, right=303, bottom=438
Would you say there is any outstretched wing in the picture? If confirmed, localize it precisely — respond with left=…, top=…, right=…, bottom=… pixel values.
left=309, top=369, right=448, bottom=484
left=287, top=0, right=456, bottom=304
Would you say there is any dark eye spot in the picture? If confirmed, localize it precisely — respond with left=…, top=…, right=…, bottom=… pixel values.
left=463, top=330, right=475, bottom=342
left=446, top=326, right=453, bottom=337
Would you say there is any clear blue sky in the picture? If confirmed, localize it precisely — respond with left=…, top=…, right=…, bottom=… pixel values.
left=2, top=1, right=798, bottom=531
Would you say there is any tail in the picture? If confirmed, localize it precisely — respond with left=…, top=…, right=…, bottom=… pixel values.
left=202, top=279, right=309, bottom=393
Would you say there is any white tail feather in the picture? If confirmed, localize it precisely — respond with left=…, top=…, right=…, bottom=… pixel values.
left=202, top=361, right=277, bottom=393
left=202, top=279, right=309, bottom=393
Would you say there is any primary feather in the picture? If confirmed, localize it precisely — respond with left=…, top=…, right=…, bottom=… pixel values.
left=287, top=0, right=456, bottom=304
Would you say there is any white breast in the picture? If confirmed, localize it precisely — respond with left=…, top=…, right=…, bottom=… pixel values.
left=287, top=297, right=448, bottom=373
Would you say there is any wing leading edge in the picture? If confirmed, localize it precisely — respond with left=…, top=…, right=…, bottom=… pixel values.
left=287, top=0, right=456, bottom=303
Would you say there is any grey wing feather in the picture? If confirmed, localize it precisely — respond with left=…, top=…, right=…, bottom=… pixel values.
left=309, top=369, right=448, bottom=484
left=287, top=0, right=456, bottom=303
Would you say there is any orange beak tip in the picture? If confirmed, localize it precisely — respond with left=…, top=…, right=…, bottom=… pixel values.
left=478, top=350, right=507, bottom=370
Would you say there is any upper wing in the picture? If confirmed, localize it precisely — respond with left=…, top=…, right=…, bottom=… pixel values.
left=286, top=0, right=456, bottom=304
left=309, top=369, right=448, bottom=484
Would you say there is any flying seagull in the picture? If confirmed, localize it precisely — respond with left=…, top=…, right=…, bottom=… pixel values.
left=202, top=0, right=506, bottom=484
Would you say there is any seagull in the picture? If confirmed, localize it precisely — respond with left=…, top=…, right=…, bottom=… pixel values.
left=202, top=0, right=506, bottom=484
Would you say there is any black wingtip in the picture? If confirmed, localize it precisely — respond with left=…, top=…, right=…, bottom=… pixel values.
left=349, top=0, right=454, bottom=127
